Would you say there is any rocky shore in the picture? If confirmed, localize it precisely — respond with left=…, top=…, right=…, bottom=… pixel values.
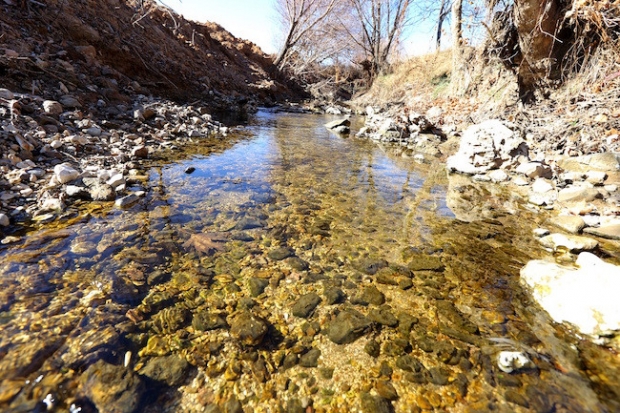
left=0, top=86, right=232, bottom=238
left=354, top=107, right=620, bottom=350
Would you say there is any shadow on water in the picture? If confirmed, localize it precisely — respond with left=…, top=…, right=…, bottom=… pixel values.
left=0, top=109, right=618, bottom=412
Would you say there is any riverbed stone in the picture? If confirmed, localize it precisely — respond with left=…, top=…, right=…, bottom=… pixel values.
left=43, top=100, right=63, bottom=115
left=192, top=312, right=228, bottom=331
left=54, top=163, right=80, bottom=184
left=292, top=293, right=321, bottom=318
left=351, top=285, right=385, bottom=306
left=538, top=233, right=598, bottom=252
left=229, top=312, right=268, bottom=346
left=547, top=216, right=586, bottom=234
left=80, top=360, right=144, bottom=413
left=0, top=213, right=9, bottom=226
left=139, top=354, right=190, bottom=386
left=326, top=309, right=372, bottom=344
left=368, top=307, right=398, bottom=327
left=558, top=187, right=600, bottom=203
left=299, top=348, right=321, bottom=367
left=584, top=224, right=620, bottom=240
left=558, top=153, right=620, bottom=173
left=521, top=252, right=620, bottom=337
left=249, top=277, right=269, bottom=297
left=268, top=247, right=294, bottom=261
left=516, top=161, right=552, bottom=179
left=360, top=392, right=392, bottom=413
left=90, top=183, right=116, bottom=201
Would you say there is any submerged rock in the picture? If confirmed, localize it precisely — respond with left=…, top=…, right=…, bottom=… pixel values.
left=80, top=360, right=144, bottom=413
left=228, top=311, right=269, bottom=346
left=521, top=252, right=620, bottom=338
left=326, top=309, right=372, bottom=344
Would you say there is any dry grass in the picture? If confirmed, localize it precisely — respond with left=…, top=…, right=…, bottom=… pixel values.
left=353, top=50, right=453, bottom=108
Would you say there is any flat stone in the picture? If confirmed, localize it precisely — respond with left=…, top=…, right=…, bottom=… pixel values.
left=557, top=187, right=600, bottom=203
left=325, top=117, right=351, bottom=130
left=547, top=216, right=585, bottom=234
left=516, top=162, right=551, bottom=179
left=584, top=224, right=620, bottom=240
left=327, top=309, right=372, bottom=344
left=60, top=95, right=82, bottom=108
left=292, top=293, right=321, bottom=318
left=521, top=252, right=620, bottom=337
left=115, top=193, right=140, bottom=208
left=538, top=233, right=598, bottom=252
left=531, top=178, right=554, bottom=194
left=558, top=153, right=620, bottom=173
left=248, top=277, right=269, bottom=297
left=351, top=285, right=385, bottom=306
left=268, top=247, right=294, bottom=261
left=139, top=354, right=190, bottom=386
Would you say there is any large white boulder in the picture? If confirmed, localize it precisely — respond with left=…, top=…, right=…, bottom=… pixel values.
left=447, top=120, right=527, bottom=174
left=521, top=252, right=620, bottom=337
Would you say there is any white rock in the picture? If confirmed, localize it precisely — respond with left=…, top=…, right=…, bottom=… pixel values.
left=538, top=233, right=598, bottom=252
left=586, top=171, right=607, bottom=185
left=446, top=120, right=527, bottom=174
left=473, top=174, right=491, bottom=182
left=107, top=173, right=125, bottom=189
left=513, top=176, right=529, bottom=186
left=325, top=107, right=342, bottom=115
left=51, top=140, right=63, bottom=149
left=604, top=184, right=618, bottom=193
left=488, top=169, right=509, bottom=183
left=516, top=161, right=551, bottom=179
left=531, top=178, right=554, bottom=194
left=497, top=351, right=535, bottom=373
left=54, top=163, right=80, bottom=184
left=0, top=213, right=9, bottom=226
left=0, top=88, right=14, bottom=99
left=115, top=193, right=140, bottom=208
left=533, top=228, right=550, bottom=237
left=521, top=252, right=620, bottom=336
left=43, top=100, right=63, bottom=115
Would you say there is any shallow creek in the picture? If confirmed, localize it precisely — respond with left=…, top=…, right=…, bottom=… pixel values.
left=0, top=110, right=618, bottom=413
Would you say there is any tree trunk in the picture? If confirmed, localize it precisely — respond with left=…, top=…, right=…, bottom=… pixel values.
left=436, top=0, right=447, bottom=51
left=513, top=0, right=562, bottom=101
left=451, top=0, right=466, bottom=95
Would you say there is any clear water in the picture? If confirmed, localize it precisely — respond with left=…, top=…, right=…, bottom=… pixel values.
left=0, top=110, right=617, bottom=413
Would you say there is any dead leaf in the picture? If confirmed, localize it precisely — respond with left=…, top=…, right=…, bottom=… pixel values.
left=183, top=232, right=228, bottom=255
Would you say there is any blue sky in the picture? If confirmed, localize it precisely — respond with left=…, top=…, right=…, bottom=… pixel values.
left=162, top=0, right=279, bottom=53
left=161, top=0, right=437, bottom=57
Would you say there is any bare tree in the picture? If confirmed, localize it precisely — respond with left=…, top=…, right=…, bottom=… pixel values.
left=345, top=0, right=414, bottom=76
left=274, top=0, right=339, bottom=69
left=435, top=0, right=450, bottom=50
left=450, top=0, right=467, bottom=95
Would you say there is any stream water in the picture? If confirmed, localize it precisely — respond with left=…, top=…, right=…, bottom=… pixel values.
left=0, top=110, right=617, bottom=413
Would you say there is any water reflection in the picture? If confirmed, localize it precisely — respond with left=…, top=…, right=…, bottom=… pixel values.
left=0, top=110, right=616, bottom=413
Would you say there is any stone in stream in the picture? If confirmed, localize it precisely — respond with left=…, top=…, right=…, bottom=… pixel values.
left=359, top=392, right=392, bottom=413
left=326, top=309, right=372, bottom=344
left=267, top=247, right=294, bottom=261
left=235, top=217, right=264, bottom=230
left=368, top=307, right=398, bottom=327
left=325, top=117, right=351, bottom=134
left=375, top=380, right=399, bottom=400
left=116, top=193, right=142, bottom=208
left=351, top=285, right=385, bottom=306
left=537, top=233, right=598, bottom=252
left=547, top=215, right=586, bottom=234
left=90, top=183, right=116, bottom=201
left=292, top=293, right=322, bottom=318
left=584, top=224, right=620, bottom=240
left=396, top=355, right=423, bottom=373
left=192, top=312, right=228, bottom=331
left=298, top=348, right=321, bottom=367
left=139, top=354, right=190, bottom=386
left=80, top=360, right=144, bottom=413
left=248, top=277, right=269, bottom=297
left=324, top=287, right=345, bottom=305
left=228, top=311, right=269, bottom=346
left=557, top=187, right=600, bottom=203
left=521, top=252, right=620, bottom=338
